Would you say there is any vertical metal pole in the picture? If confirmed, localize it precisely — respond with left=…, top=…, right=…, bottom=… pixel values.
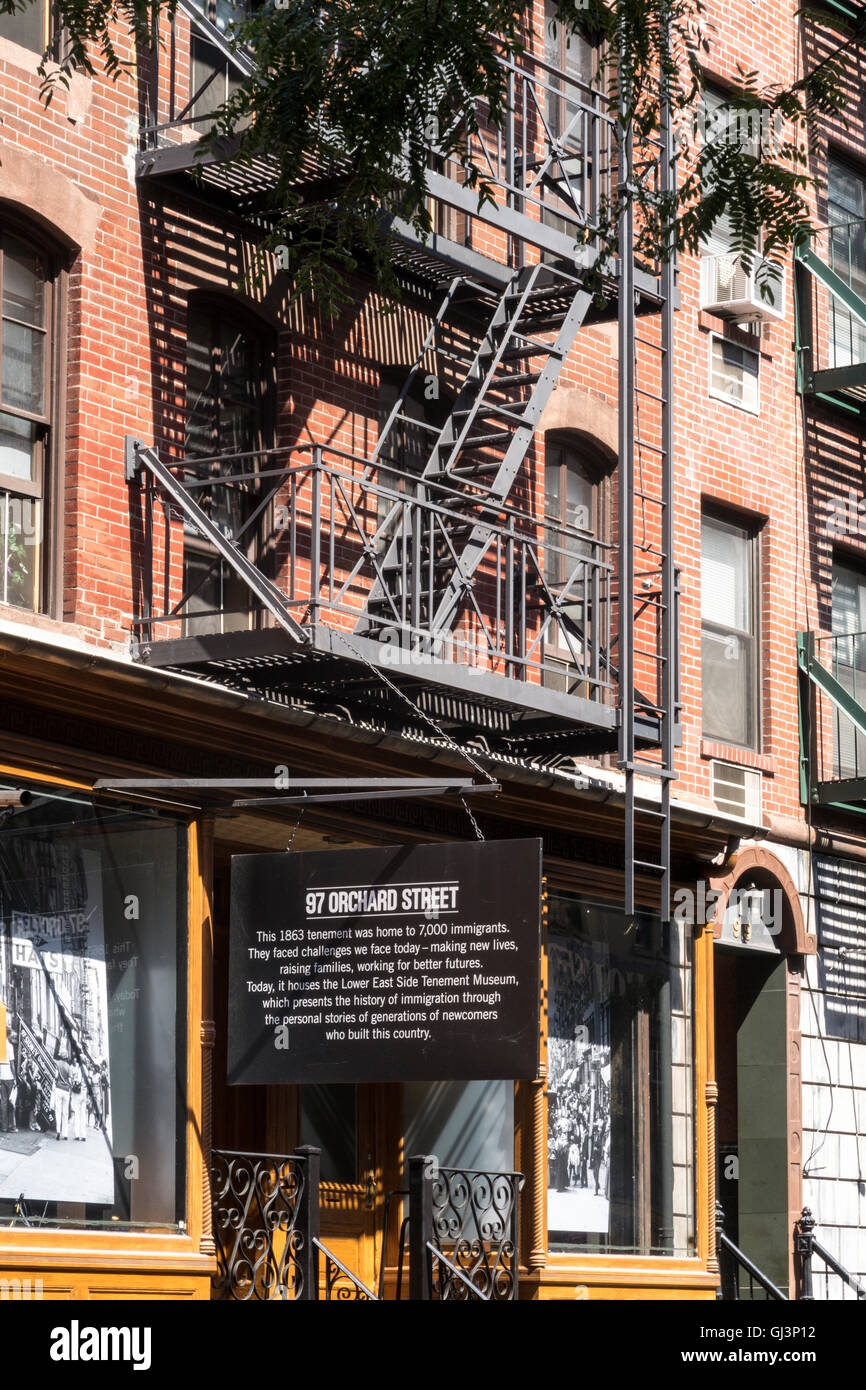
left=506, top=66, right=516, bottom=268
left=617, top=35, right=636, bottom=923
left=505, top=522, right=515, bottom=678
left=659, top=8, right=676, bottom=924
left=296, top=1145, right=321, bottom=1301
left=408, top=1154, right=433, bottom=1301
left=310, top=447, right=322, bottom=634
left=143, top=473, right=154, bottom=644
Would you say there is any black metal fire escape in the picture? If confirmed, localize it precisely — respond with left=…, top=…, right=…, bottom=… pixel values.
left=129, top=5, right=679, bottom=917
left=358, top=261, right=594, bottom=639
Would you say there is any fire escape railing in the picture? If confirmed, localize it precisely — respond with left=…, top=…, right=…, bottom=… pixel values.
left=795, top=217, right=866, bottom=413
left=420, top=40, right=618, bottom=257
left=129, top=439, right=616, bottom=706
left=797, top=629, right=866, bottom=810
left=137, top=10, right=620, bottom=266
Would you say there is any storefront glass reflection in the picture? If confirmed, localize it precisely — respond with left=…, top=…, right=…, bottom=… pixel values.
left=0, top=784, right=187, bottom=1230
left=547, top=895, right=694, bottom=1256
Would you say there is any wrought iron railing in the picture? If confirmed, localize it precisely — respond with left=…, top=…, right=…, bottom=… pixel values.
left=408, top=1156, right=524, bottom=1301
left=211, top=1147, right=520, bottom=1302
left=313, top=1238, right=379, bottom=1302
left=795, top=1207, right=866, bottom=1301
left=716, top=1205, right=787, bottom=1302
left=132, top=442, right=616, bottom=706
left=211, top=1147, right=317, bottom=1301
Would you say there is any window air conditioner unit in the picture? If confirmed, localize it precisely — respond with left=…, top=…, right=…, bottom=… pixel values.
left=700, top=253, right=785, bottom=325
left=711, top=761, right=762, bottom=824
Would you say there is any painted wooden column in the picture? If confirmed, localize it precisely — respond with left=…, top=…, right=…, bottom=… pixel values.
left=695, top=917, right=718, bottom=1277
left=192, top=815, right=216, bottom=1258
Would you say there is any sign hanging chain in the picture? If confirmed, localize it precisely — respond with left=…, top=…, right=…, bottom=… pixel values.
left=285, top=796, right=307, bottom=852
left=460, top=794, right=485, bottom=842
left=334, top=633, right=498, bottom=841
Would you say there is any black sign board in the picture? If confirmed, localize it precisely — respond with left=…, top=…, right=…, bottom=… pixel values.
left=227, top=838, right=542, bottom=1085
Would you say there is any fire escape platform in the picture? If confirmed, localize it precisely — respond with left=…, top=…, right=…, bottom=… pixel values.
left=136, top=624, right=626, bottom=752
left=795, top=233, right=866, bottom=413
left=136, top=140, right=666, bottom=317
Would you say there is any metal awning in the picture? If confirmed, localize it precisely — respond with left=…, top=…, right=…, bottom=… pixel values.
left=92, top=775, right=499, bottom=810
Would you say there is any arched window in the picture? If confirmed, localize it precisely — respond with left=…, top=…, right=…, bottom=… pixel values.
left=544, top=436, right=601, bottom=584
left=543, top=434, right=611, bottom=694
left=0, top=227, right=55, bottom=614
left=183, top=297, right=276, bottom=635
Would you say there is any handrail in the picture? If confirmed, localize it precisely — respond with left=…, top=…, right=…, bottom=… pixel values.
left=811, top=1237, right=866, bottom=1299
left=717, top=1229, right=788, bottom=1301
left=796, top=1208, right=866, bottom=1300
left=312, top=1237, right=379, bottom=1301
left=145, top=441, right=616, bottom=554
left=427, top=1242, right=491, bottom=1301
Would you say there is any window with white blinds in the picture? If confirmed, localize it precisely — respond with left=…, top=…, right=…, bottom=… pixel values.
left=827, top=156, right=866, bottom=370
left=831, top=559, right=866, bottom=779
left=701, top=512, right=760, bottom=748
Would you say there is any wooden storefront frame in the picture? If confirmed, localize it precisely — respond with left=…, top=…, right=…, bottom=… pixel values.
left=516, top=907, right=719, bottom=1300
left=0, top=757, right=214, bottom=1298
left=0, top=640, right=734, bottom=1300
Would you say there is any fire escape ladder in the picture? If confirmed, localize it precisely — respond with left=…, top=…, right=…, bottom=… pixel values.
left=619, top=70, right=677, bottom=926
left=126, top=438, right=310, bottom=646
left=356, top=258, right=595, bottom=638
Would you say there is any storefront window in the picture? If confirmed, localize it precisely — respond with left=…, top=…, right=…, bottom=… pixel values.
left=546, top=894, right=694, bottom=1257
left=403, top=1080, right=514, bottom=1175
left=0, top=782, right=187, bottom=1231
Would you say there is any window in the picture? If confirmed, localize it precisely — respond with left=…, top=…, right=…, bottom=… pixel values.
left=708, top=335, right=759, bottom=413
left=375, top=375, right=449, bottom=543
left=541, top=2, right=599, bottom=250
left=698, top=84, right=765, bottom=259
left=546, top=894, right=693, bottom=1257
left=831, top=558, right=866, bottom=780
left=543, top=436, right=605, bottom=694
left=0, top=229, right=55, bottom=613
left=701, top=511, right=760, bottom=749
left=188, top=0, right=251, bottom=124
left=827, top=155, right=866, bottom=369
left=183, top=299, right=275, bottom=636
left=0, top=781, right=187, bottom=1230
left=0, top=0, right=56, bottom=55
left=544, top=0, right=596, bottom=145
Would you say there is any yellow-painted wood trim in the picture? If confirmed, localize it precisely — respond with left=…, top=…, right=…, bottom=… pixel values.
left=186, top=817, right=207, bottom=1254
left=0, top=756, right=213, bottom=1274
left=0, top=759, right=92, bottom=792
left=0, top=1241, right=214, bottom=1274
left=694, top=919, right=717, bottom=1273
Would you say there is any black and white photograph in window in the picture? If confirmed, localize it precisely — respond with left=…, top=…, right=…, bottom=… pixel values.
left=547, top=894, right=690, bottom=1257
left=0, top=784, right=188, bottom=1228
left=0, top=836, right=113, bottom=1206
left=547, top=933, right=611, bottom=1235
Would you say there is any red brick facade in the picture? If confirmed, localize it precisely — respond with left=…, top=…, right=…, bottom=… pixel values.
left=0, top=0, right=862, bottom=826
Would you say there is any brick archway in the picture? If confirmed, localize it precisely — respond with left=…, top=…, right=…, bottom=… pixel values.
left=707, top=845, right=816, bottom=956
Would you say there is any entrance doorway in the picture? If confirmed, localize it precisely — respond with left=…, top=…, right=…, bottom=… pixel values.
left=715, top=948, right=791, bottom=1296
